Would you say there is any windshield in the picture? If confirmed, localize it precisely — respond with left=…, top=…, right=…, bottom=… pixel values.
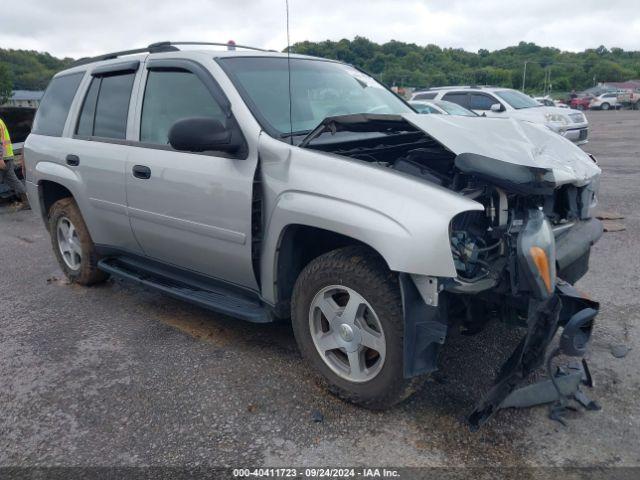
left=434, top=100, right=478, bottom=116
left=494, top=90, right=542, bottom=109
left=409, top=102, right=441, bottom=114
left=218, top=57, right=412, bottom=137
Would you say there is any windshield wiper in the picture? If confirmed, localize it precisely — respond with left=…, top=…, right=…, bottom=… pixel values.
left=299, top=113, right=410, bottom=148
left=280, top=129, right=313, bottom=139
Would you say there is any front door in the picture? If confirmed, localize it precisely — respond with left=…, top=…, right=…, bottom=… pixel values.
left=125, top=59, right=258, bottom=290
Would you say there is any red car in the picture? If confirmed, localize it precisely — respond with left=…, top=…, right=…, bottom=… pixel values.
left=570, top=96, right=593, bottom=110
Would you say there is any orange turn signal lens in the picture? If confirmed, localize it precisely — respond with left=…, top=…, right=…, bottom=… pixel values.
left=530, top=246, right=552, bottom=293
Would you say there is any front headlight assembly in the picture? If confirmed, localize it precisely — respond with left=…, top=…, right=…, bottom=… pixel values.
left=517, top=209, right=557, bottom=299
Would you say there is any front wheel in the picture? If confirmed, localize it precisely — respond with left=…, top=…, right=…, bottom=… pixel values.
left=291, top=246, right=424, bottom=409
left=601, top=102, right=610, bottom=110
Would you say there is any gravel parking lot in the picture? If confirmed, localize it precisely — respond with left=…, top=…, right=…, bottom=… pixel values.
left=1, top=110, right=639, bottom=470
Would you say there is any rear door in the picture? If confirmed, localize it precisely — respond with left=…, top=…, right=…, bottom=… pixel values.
left=125, top=58, right=258, bottom=290
left=70, top=61, right=144, bottom=253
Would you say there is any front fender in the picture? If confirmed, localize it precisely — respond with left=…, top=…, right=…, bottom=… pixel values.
left=258, top=134, right=483, bottom=304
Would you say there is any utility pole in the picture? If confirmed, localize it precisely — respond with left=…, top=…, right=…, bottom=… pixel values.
left=522, top=61, right=529, bottom=91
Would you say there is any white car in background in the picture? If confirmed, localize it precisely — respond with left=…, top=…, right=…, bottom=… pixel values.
left=409, top=99, right=478, bottom=116
left=534, top=96, right=569, bottom=109
left=589, top=92, right=620, bottom=110
left=412, top=86, right=589, bottom=145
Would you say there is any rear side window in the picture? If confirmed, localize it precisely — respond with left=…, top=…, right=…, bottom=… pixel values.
left=32, top=72, right=84, bottom=137
left=76, top=72, right=135, bottom=140
left=413, top=92, right=436, bottom=100
left=442, top=92, right=469, bottom=108
left=140, top=69, right=225, bottom=145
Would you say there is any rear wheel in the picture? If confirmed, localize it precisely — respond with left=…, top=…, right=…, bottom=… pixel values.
left=291, top=246, right=424, bottom=409
left=48, top=198, right=108, bottom=285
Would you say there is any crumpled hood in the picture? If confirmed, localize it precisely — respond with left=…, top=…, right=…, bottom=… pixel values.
left=403, top=113, right=600, bottom=187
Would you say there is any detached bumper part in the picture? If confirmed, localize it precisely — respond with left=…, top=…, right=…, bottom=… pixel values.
left=467, top=281, right=598, bottom=431
left=467, top=209, right=599, bottom=430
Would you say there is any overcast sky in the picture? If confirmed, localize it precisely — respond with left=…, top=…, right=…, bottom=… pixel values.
left=1, top=0, right=639, bottom=58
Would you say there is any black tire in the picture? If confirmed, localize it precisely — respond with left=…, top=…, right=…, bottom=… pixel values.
left=601, top=102, right=610, bottom=111
left=291, top=246, right=424, bottom=409
left=48, top=197, right=108, bottom=286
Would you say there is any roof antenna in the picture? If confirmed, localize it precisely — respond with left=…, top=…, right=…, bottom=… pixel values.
left=285, top=0, right=294, bottom=145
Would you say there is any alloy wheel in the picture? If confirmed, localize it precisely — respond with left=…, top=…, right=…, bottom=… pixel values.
left=56, top=216, right=82, bottom=271
left=308, top=285, right=386, bottom=382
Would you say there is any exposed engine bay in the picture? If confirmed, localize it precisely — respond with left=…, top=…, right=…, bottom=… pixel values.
left=300, top=113, right=603, bottom=429
left=301, top=114, right=601, bottom=302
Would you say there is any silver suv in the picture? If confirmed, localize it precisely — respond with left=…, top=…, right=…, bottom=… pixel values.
left=25, top=42, right=603, bottom=428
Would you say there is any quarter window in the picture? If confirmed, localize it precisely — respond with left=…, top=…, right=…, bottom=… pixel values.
left=140, top=69, right=225, bottom=145
left=76, top=72, right=135, bottom=139
left=32, top=72, right=84, bottom=137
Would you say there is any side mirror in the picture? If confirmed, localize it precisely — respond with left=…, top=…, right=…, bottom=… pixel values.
left=168, top=117, right=240, bottom=154
left=490, top=103, right=503, bottom=112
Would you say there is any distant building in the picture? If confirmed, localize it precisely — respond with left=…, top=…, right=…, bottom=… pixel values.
left=598, top=80, right=640, bottom=92
left=2, top=90, right=44, bottom=108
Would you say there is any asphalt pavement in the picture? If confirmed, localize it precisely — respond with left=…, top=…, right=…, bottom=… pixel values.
left=1, top=110, right=638, bottom=469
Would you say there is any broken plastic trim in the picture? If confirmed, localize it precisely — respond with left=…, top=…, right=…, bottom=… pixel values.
left=399, top=273, right=448, bottom=378
left=467, top=280, right=599, bottom=431
left=467, top=294, right=562, bottom=431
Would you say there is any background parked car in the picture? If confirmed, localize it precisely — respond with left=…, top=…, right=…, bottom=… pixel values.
left=409, top=99, right=478, bottom=116
left=413, top=86, right=589, bottom=144
left=617, top=91, right=640, bottom=109
left=590, top=92, right=621, bottom=110
left=570, top=95, right=593, bottom=110
left=534, top=96, right=569, bottom=108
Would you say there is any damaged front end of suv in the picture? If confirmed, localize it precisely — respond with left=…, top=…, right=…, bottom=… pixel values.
left=299, top=113, right=602, bottom=428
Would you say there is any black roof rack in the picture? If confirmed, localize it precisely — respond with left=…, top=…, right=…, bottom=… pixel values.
left=71, top=41, right=272, bottom=67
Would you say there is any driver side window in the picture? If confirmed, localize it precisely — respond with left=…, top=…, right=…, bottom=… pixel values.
left=469, top=93, right=498, bottom=111
left=140, top=69, right=225, bottom=145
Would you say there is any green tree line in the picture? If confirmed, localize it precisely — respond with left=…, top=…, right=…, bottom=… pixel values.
left=1, top=39, right=639, bottom=103
left=291, top=37, right=640, bottom=95
left=0, top=48, right=74, bottom=102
